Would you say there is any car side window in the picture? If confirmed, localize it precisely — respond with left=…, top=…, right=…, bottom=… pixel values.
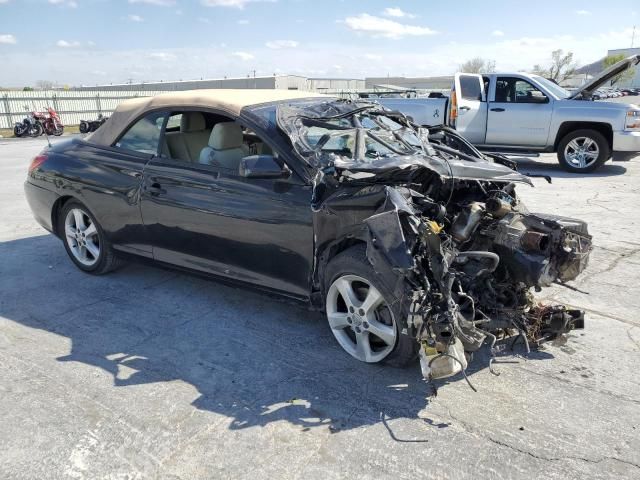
left=513, top=79, right=546, bottom=103
left=459, top=75, right=483, bottom=101
left=495, top=77, right=546, bottom=103
left=115, top=111, right=166, bottom=155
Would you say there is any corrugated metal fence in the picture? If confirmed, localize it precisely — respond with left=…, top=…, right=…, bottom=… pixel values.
left=0, top=90, right=172, bottom=129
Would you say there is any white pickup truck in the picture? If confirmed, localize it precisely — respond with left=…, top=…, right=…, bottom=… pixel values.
left=378, top=55, right=640, bottom=173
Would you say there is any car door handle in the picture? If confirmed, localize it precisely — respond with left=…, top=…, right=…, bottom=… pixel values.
left=490, top=108, right=506, bottom=112
left=147, top=182, right=166, bottom=196
left=459, top=106, right=470, bottom=111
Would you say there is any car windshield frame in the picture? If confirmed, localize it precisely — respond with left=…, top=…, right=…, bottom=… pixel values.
left=530, top=75, right=571, bottom=99
left=262, top=99, right=437, bottom=169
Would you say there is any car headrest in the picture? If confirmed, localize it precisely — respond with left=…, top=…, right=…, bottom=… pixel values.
left=209, top=122, right=243, bottom=150
left=181, top=112, right=206, bottom=132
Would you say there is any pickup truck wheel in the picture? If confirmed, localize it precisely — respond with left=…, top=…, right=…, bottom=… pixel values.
left=557, top=129, right=610, bottom=173
left=324, top=245, right=418, bottom=367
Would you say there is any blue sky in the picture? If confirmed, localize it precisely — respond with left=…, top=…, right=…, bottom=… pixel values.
left=0, top=0, right=638, bottom=86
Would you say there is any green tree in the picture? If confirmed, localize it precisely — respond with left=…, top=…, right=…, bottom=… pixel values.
left=532, top=50, right=577, bottom=83
left=22, top=87, right=34, bottom=91
left=603, top=54, right=635, bottom=86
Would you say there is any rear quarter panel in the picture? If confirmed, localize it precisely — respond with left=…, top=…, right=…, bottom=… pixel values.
left=28, top=138, right=151, bottom=255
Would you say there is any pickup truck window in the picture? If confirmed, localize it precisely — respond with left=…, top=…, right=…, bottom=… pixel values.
left=495, top=77, right=547, bottom=103
left=459, top=75, right=483, bottom=101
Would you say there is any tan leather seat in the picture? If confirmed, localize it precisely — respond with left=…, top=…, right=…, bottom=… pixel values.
left=180, top=113, right=211, bottom=161
left=199, top=122, right=246, bottom=171
left=165, top=112, right=211, bottom=162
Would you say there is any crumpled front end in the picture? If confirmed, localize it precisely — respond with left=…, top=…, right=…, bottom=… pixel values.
left=276, top=98, right=592, bottom=386
left=364, top=184, right=591, bottom=382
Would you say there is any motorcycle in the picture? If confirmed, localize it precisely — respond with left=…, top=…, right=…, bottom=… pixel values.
left=31, top=110, right=48, bottom=136
left=13, top=113, right=43, bottom=138
left=79, top=113, right=108, bottom=133
left=41, top=107, right=64, bottom=136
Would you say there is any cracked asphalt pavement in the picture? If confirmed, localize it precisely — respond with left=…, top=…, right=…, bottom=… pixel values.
left=1, top=137, right=639, bottom=480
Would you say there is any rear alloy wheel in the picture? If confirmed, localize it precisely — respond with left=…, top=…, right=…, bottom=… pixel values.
left=59, top=201, right=122, bottom=274
left=326, top=274, right=397, bottom=363
left=64, top=208, right=101, bottom=267
left=557, top=129, right=609, bottom=173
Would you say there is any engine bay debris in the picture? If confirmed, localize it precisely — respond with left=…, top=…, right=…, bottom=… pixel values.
left=276, top=99, right=592, bottom=388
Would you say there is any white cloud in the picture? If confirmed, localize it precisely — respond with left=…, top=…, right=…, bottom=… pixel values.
left=149, top=52, right=176, bottom=60
left=576, top=10, right=591, bottom=16
left=0, top=34, right=17, bottom=44
left=201, top=0, right=274, bottom=8
left=342, top=14, right=437, bottom=39
left=491, top=30, right=504, bottom=37
left=129, top=0, right=175, bottom=6
left=2, top=25, right=634, bottom=87
left=231, top=51, right=254, bottom=60
left=127, top=14, right=144, bottom=22
left=0, top=0, right=10, bottom=4
left=383, top=7, right=415, bottom=19
left=48, top=0, right=78, bottom=7
left=198, top=17, right=211, bottom=23
left=56, top=40, right=81, bottom=48
left=175, top=8, right=183, bottom=14
left=237, top=19, right=249, bottom=24
left=265, top=40, right=298, bottom=49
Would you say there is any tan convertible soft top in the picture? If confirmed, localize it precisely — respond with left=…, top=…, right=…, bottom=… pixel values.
left=87, top=89, right=327, bottom=147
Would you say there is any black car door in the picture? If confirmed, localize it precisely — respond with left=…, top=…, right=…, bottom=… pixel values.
left=77, top=109, right=168, bottom=258
left=139, top=110, right=314, bottom=299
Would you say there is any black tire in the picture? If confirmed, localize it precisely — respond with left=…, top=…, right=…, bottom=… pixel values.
left=79, top=121, right=89, bottom=134
left=29, top=122, right=43, bottom=138
left=557, top=129, right=610, bottom=173
left=53, top=125, right=64, bottom=136
left=13, top=125, right=25, bottom=138
left=58, top=200, right=123, bottom=275
left=324, top=245, right=418, bottom=367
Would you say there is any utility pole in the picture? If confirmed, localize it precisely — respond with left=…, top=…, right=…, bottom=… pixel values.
left=252, top=69, right=256, bottom=89
left=632, top=25, right=636, bottom=48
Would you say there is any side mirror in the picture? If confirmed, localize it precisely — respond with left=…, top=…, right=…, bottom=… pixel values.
left=529, top=93, right=549, bottom=104
left=239, top=155, right=288, bottom=179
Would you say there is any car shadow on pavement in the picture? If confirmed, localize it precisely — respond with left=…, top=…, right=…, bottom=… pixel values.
left=0, top=234, right=552, bottom=436
left=515, top=158, right=627, bottom=178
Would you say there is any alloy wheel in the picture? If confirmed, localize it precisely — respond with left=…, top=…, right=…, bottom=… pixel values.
left=326, top=274, right=397, bottom=363
left=564, top=137, right=600, bottom=170
left=64, top=208, right=100, bottom=267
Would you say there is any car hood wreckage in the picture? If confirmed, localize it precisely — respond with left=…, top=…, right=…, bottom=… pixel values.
left=277, top=99, right=591, bottom=388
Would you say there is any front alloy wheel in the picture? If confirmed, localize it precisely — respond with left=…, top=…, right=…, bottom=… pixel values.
left=564, top=137, right=600, bottom=170
left=326, top=274, right=397, bottom=363
left=557, top=129, right=609, bottom=173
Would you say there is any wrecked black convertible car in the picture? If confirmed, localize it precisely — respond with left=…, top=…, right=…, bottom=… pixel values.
left=24, top=90, right=592, bottom=382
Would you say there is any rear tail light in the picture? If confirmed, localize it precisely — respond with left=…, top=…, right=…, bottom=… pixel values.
left=450, top=89, right=458, bottom=127
left=28, top=153, right=48, bottom=173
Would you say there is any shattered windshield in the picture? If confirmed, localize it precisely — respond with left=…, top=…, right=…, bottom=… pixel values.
left=245, top=98, right=533, bottom=185
left=273, top=100, right=430, bottom=166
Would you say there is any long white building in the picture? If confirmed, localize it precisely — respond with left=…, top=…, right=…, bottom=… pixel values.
left=75, top=75, right=365, bottom=93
